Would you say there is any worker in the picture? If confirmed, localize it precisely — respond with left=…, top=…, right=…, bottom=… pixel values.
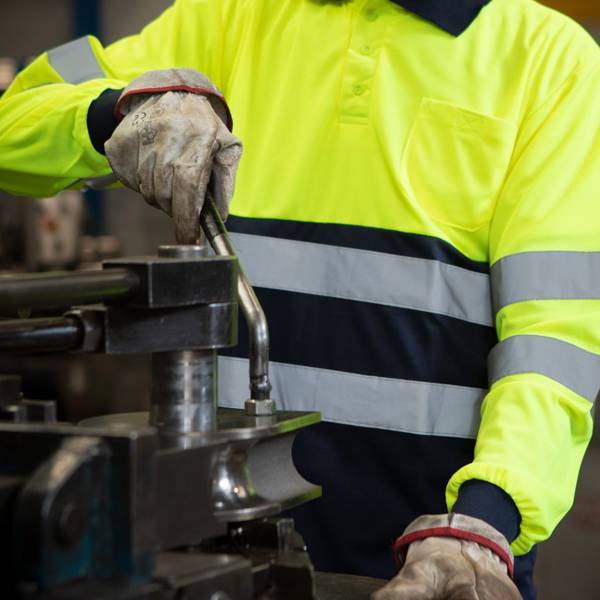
left=1, top=1, right=599, bottom=598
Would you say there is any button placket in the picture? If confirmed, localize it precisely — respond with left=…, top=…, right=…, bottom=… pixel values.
left=340, top=1, right=385, bottom=122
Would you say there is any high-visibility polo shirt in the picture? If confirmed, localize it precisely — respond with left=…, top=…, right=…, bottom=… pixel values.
left=1, top=0, right=599, bottom=564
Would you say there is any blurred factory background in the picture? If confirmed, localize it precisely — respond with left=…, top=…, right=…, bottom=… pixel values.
left=0, top=1, right=599, bottom=598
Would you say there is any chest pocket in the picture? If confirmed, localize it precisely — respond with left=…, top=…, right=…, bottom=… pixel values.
left=400, top=98, right=517, bottom=232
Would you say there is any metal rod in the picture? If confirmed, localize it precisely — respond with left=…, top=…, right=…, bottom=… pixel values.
left=0, top=269, right=139, bottom=313
left=0, top=317, right=83, bottom=353
left=150, top=245, right=218, bottom=440
left=199, top=199, right=273, bottom=410
left=150, top=350, right=218, bottom=435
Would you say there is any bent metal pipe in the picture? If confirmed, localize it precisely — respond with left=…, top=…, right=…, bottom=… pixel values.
left=199, top=198, right=275, bottom=416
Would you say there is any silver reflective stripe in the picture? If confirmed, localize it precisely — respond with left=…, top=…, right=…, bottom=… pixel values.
left=229, top=233, right=493, bottom=326
left=48, top=37, right=104, bottom=84
left=492, top=251, right=600, bottom=313
left=489, top=335, right=600, bottom=402
left=219, top=356, right=485, bottom=438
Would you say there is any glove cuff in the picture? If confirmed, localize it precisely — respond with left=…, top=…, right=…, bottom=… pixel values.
left=393, top=513, right=514, bottom=578
left=115, top=68, right=233, bottom=130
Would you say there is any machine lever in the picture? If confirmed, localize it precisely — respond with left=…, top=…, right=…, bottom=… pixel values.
left=199, top=197, right=275, bottom=416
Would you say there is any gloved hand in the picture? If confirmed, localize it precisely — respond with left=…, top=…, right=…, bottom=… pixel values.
left=373, top=514, right=521, bottom=600
left=105, top=69, right=242, bottom=243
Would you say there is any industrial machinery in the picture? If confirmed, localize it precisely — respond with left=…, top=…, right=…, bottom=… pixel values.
left=0, top=200, right=384, bottom=599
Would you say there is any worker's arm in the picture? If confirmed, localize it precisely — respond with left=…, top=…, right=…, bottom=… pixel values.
left=0, top=0, right=238, bottom=198
left=376, top=25, right=600, bottom=600
left=447, top=55, right=600, bottom=556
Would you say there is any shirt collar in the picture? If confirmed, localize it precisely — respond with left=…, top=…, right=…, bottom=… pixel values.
left=391, top=0, right=491, bottom=36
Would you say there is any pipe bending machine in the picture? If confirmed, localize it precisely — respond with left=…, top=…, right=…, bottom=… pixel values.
left=0, top=201, right=383, bottom=599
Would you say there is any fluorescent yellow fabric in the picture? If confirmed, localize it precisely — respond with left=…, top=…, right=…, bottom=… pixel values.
left=1, top=0, right=599, bottom=555
left=447, top=55, right=600, bottom=554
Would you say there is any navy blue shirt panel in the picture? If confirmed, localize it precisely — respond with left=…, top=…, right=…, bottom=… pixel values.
left=285, top=422, right=537, bottom=600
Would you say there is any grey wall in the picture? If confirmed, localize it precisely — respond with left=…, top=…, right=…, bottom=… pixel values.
left=102, top=0, right=172, bottom=44
left=0, top=0, right=72, bottom=56
left=100, top=0, right=175, bottom=254
left=537, top=433, right=600, bottom=599
left=0, top=0, right=176, bottom=254
left=0, top=0, right=171, bottom=57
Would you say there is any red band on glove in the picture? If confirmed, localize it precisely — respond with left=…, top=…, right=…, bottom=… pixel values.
left=392, top=526, right=514, bottom=578
left=114, top=85, right=234, bottom=131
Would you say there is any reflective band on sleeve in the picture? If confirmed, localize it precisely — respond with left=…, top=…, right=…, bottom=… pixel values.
left=48, top=37, right=105, bottom=84
left=491, top=251, right=600, bottom=313
left=229, top=233, right=493, bottom=326
left=488, top=335, right=600, bottom=402
left=219, top=356, right=485, bottom=438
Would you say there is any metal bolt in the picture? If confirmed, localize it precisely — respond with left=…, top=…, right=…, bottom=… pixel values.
left=55, top=502, right=85, bottom=547
left=245, top=398, right=276, bottom=417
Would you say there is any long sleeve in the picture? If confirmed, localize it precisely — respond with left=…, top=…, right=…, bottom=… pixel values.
left=447, top=53, right=600, bottom=555
left=0, top=0, right=233, bottom=197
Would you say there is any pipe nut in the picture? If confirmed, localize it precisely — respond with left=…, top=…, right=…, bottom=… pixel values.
left=245, top=398, right=276, bottom=416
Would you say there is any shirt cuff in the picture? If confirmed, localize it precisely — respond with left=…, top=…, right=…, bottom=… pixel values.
left=86, top=88, right=123, bottom=155
left=452, top=479, right=521, bottom=543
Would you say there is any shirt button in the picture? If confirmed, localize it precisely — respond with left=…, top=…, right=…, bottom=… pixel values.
left=360, top=44, right=372, bottom=55
left=364, top=9, right=379, bottom=21
left=352, top=84, right=365, bottom=96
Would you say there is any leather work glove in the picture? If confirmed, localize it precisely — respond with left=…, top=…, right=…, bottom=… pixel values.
left=373, top=514, right=521, bottom=600
left=105, top=69, right=242, bottom=243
